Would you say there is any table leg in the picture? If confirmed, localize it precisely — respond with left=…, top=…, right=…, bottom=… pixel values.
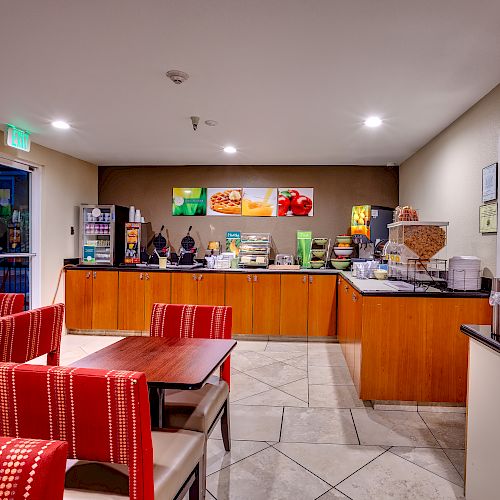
left=148, top=387, right=164, bottom=428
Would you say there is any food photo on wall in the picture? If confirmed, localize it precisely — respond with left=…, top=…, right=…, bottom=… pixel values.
left=241, top=188, right=277, bottom=216
left=207, top=188, right=242, bottom=216
left=172, top=188, right=207, bottom=216
left=278, top=188, right=314, bottom=216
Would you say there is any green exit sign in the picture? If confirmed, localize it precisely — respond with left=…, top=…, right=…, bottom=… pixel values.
left=4, top=124, right=31, bottom=152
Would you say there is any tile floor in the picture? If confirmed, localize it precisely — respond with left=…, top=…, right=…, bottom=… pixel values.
left=59, top=335, right=467, bottom=500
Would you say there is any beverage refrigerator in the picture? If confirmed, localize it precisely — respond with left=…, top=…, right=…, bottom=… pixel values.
left=79, top=204, right=128, bottom=265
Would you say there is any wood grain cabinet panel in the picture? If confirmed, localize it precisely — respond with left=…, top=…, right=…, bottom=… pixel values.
left=280, top=275, right=308, bottom=336
left=197, top=273, right=225, bottom=306
left=307, top=275, right=337, bottom=337
left=225, top=274, right=253, bottom=335
left=65, top=270, right=93, bottom=330
left=171, top=273, right=198, bottom=305
left=144, top=272, right=171, bottom=330
left=253, top=274, right=280, bottom=335
left=118, top=272, right=146, bottom=331
left=92, top=271, right=118, bottom=330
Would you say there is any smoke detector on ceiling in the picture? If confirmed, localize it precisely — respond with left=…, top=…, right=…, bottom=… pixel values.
left=166, top=70, right=189, bottom=85
left=204, top=120, right=218, bottom=127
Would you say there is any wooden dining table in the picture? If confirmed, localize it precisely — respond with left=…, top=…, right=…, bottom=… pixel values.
left=70, top=336, right=237, bottom=427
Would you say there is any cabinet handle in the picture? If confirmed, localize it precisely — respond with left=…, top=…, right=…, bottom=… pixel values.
left=93, top=271, right=96, bottom=279
left=247, top=275, right=252, bottom=282
left=352, top=293, right=357, bottom=302
left=145, top=273, right=150, bottom=280
left=309, top=276, right=313, bottom=284
left=302, top=276, right=307, bottom=283
left=337, top=278, right=342, bottom=285
left=344, top=285, right=349, bottom=292
left=85, top=272, right=91, bottom=279
left=253, top=275, right=258, bottom=282
left=198, top=274, right=203, bottom=281
left=192, top=274, right=197, bottom=281
left=139, top=273, right=143, bottom=280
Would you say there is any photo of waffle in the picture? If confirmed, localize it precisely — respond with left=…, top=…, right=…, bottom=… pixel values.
left=207, top=188, right=242, bottom=216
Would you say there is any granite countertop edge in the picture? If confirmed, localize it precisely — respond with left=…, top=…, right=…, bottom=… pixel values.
left=461, top=324, right=500, bottom=354
left=67, top=265, right=489, bottom=298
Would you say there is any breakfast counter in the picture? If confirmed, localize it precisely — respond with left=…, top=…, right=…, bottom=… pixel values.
left=459, top=324, right=500, bottom=499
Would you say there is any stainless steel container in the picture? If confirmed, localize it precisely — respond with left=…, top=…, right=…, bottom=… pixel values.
left=492, top=278, right=500, bottom=336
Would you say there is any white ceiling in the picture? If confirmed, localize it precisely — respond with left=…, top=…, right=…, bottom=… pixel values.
left=1, top=0, right=500, bottom=166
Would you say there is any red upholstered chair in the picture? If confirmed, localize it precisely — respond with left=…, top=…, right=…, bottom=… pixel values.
left=0, top=293, right=25, bottom=317
left=150, top=304, right=232, bottom=452
left=0, top=436, right=68, bottom=500
left=0, top=363, right=205, bottom=500
left=0, top=304, right=64, bottom=366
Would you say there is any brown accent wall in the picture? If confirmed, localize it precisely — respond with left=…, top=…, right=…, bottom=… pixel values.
left=99, top=165, right=398, bottom=256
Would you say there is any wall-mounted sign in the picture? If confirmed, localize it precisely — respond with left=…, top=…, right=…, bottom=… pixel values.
left=480, top=203, right=497, bottom=233
left=4, top=124, right=31, bottom=152
left=278, top=188, right=314, bottom=216
left=482, top=163, right=498, bottom=203
left=207, top=188, right=242, bottom=216
left=172, top=188, right=207, bottom=216
left=241, top=188, right=277, bottom=216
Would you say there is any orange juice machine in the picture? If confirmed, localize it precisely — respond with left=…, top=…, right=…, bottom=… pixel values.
left=124, top=222, right=141, bottom=264
left=350, top=205, right=394, bottom=259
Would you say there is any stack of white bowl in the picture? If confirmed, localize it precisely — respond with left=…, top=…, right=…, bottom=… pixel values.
left=448, top=256, right=481, bottom=290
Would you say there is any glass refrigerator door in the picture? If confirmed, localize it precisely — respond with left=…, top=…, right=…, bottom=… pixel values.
left=81, top=206, right=112, bottom=264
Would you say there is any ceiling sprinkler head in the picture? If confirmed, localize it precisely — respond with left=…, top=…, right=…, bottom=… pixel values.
left=190, top=116, right=200, bottom=131
left=166, top=70, right=189, bottom=85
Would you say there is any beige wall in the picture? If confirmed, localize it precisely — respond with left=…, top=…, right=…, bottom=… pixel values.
left=400, top=84, right=500, bottom=277
left=0, top=131, right=98, bottom=305
left=99, top=165, right=398, bottom=256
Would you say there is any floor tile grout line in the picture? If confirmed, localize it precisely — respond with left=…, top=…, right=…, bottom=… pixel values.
left=314, top=487, right=355, bottom=500
left=272, top=445, right=336, bottom=490
left=333, top=448, right=390, bottom=490
left=443, top=448, right=466, bottom=481
left=349, top=409, right=361, bottom=445
left=416, top=410, right=446, bottom=449
left=232, top=363, right=307, bottom=389
left=386, top=447, right=464, bottom=487
left=206, top=442, right=273, bottom=477
left=278, top=406, right=285, bottom=442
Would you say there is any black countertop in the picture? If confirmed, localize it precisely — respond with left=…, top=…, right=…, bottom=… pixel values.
left=461, top=324, right=500, bottom=353
left=66, top=265, right=490, bottom=299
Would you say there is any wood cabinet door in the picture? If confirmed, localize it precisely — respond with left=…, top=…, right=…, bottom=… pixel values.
left=171, top=273, right=198, bottom=305
left=225, top=274, right=253, bottom=335
left=65, top=270, right=93, bottom=330
left=253, top=274, right=280, bottom=336
left=92, top=271, right=118, bottom=330
left=280, top=274, right=308, bottom=336
left=337, top=278, right=349, bottom=356
left=352, top=289, right=363, bottom=392
left=346, top=286, right=356, bottom=379
left=197, top=273, right=225, bottom=306
left=144, top=272, right=171, bottom=331
left=118, top=272, right=145, bottom=331
left=307, top=275, right=337, bottom=337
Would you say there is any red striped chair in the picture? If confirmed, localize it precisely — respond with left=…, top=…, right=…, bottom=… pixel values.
left=0, top=304, right=64, bottom=366
left=150, top=304, right=232, bottom=452
left=0, top=436, right=68, bottom=500
left=0, top=363, right=205, bottom=500
left=0, top=293, right=24, bottom=317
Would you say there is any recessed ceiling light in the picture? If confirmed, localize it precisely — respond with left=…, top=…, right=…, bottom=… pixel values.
left=364, top=116, right=382, bottom=128
left=223, top=146, right=237, bottom=154
left=51, top=120, right=71, bottom=130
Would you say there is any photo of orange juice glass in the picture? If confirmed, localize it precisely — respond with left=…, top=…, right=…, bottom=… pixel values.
left=241, top=188, right=277, bottom=217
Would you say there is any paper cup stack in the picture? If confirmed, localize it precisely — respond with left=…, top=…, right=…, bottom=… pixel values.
left=448, top=256, right=481, bottom=290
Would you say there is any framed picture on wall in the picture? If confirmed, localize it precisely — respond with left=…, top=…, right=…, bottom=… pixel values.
left=482, top=163, right=497, bottom=203
left=479, top=203, right=497, bottom=233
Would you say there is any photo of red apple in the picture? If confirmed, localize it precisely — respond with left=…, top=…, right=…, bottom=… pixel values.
left=278, top=188, right=314, bottom=216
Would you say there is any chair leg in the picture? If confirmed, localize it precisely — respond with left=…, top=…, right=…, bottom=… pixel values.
left=189, top=462, right=202, bottom=500
left=47, top=351, right=60, bottom=366
left=221, top=398, right=231, bottom=451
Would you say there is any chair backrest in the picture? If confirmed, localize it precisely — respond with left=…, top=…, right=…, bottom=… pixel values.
left=150, top=303, right=232, bottom=385
left=0, top=304, right=64, bottom=366
left=0, top=436, right=68, bottom=500
left=0, top=293, right=25, bottom=317
left=0, top=363, right=154, bottom=500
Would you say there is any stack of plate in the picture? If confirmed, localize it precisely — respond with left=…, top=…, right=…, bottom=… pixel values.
left=448, top=256, right=481, bottom=290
